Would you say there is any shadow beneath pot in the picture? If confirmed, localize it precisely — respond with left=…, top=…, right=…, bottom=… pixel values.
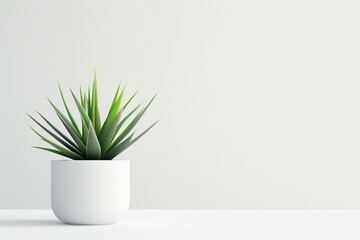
left=0, top=219, right=64, bottom=227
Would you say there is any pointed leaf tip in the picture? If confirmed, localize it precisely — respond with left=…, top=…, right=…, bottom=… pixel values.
left=86, top=122, right=101, bottom=160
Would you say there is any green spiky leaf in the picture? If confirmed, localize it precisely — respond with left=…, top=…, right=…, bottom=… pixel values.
left=105, top=120, right=159, bottom=159
left=110, top=94, right=157, bottom=149
left=70, top=89, right=91, bottom=128
left=114, top=103, right=141, bottom=136
left=33, top=112, right=80, bottom=153
left=59, top=85, right=80, bottom=134
left=30, top=128, right=84, bottom=160
left=86, top=122, right=101, bottom=160
left=99, top=87, right=124, bottom=139
left=91, top=74, right=101, bottom=134
left=29, top=72, right=158, bottom=160
left=104, top=133, right=135, bottom=160
left=99, top=108, right=123, bottom=157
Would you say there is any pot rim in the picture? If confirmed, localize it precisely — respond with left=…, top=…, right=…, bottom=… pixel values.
left=52, top=159, right=129, bottom=162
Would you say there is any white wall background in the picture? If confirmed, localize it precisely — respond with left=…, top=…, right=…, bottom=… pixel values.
left=2, top=0, right=360, bottom=209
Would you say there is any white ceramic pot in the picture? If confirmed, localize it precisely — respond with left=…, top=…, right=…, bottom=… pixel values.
left=51, top=160, right=129, bottom=225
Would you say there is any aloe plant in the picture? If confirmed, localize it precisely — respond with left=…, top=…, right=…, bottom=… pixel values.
left=28, top=73, right=158, bottom=160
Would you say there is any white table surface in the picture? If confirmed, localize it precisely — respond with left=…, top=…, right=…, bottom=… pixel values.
left=1, top=209, right=360, bottom=240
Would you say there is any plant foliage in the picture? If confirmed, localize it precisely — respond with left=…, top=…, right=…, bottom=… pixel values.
left=29, top=73, right=158, bottom=160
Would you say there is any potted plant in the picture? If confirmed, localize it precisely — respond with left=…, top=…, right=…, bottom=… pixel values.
left=28, top=73, right=158, bottom=225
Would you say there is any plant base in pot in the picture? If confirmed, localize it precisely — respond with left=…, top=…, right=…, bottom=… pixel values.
left=51, top=160, right=129, bottom=225
left=28, top=73, right=158, bottom=225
